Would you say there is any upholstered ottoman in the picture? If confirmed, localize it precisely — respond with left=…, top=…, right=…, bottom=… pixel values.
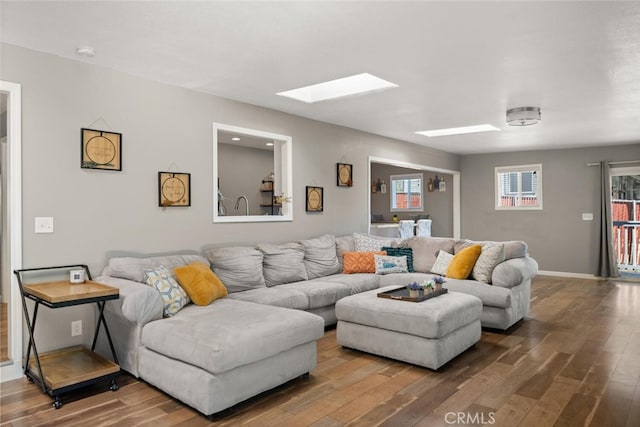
left=335, top=286, right=482, bottom=370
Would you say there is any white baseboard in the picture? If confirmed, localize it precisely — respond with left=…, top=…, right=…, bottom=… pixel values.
left=537, top=270, right=601, bottom=280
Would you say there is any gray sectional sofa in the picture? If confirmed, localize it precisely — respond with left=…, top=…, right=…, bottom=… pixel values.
left=95, top=233, right=538, bottom=416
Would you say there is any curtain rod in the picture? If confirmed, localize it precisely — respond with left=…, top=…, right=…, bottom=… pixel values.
left=586, top=160, right=640, bottom=166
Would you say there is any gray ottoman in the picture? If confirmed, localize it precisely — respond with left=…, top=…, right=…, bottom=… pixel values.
left=335, top=286, right=482, bottom=370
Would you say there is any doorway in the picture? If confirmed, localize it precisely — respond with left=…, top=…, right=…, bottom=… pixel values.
left=0, top=80, right=23, bottom=382
left=611, top=166, right=640, bottom=279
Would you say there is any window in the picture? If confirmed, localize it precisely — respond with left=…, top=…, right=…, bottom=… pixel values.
left=391, top=173, right=423, bottom=211
left=495, top=164, right=542, bottom=210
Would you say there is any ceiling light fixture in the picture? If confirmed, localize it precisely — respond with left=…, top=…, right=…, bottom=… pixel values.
left=75, top=46, right=96, bottom=57
left=506, top=107, right=541, bottom=126
left=276, top=73, right=398, bottom=103
left=415, top=124, right=501, bottom=138
left=265, top=142, right=274, bottom=146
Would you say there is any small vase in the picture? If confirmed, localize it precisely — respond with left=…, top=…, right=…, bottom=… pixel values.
left=409, top=289, right=422, bottom=298
left=278, top=207, right=283, bottom=216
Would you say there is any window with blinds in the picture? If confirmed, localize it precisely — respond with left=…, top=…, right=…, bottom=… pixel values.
left=495, top=164, right=543, bottom=210
left=391, top=173, right=423, bottom=211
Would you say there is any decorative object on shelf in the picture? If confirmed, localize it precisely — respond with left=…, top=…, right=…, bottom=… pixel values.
left=274, top=193, right=292, bottom=215
left=69, top=269, right=86, bottom=284
left=439, top=180, right=446, bottom=192
left=337, top=163, right=353, bottom=187
left=371, top=180, right=377, bottom=193
left=427, top=177, right=435, bottom=192
left=392, top=214, right=398, bottom=222
left=158, top=172, right=191, bottom=207
left=81, top=128, right=122, bottom=171
left=305, top=186, right=324, bottom=212
left=380, top=180, right=387, bottom=193
left=506, top=106, right=541, bottom=126
left=433, top=175, right=440, bottom=190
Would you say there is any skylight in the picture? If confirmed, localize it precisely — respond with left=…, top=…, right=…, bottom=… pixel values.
left=276, top=73, right=398, bottom=103
left=415, top=124, right=501, bottom=137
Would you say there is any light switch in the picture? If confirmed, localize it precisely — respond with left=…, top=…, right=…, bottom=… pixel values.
left=35, top=217, right=54, bottom=233
left=582, top=213, right=594, bottom=221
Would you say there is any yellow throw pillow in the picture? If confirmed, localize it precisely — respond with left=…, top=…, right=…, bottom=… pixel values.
left=446, top=244, right=483, bottom=279
left=174, top=262, right=228, bottom=305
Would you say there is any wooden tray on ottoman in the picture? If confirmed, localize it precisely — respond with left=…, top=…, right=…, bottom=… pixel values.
left=377, top=286, right=448, bottom=302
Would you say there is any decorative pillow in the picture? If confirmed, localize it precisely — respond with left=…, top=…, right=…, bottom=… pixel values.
left=343, top=251, right=386, bottom=274
left=374, top=255, right=408, bottom=275
left=430, top=250, right=454, bottom=276
left=205, top=246, right=266, bottom=293
left=299, top=234, right=341, bottom=279
left=257, top=243, right=308, bottom=287
left=472, top=243, right=506, bottom=284
left=353, top=233, right=393, bottom=252
left=335, top=235, right=356, bottom=269
left=381, top=247, right=414, bottom=272
left=406, top=237, right=456, bottom=273
left=446, top=244, right=483, bottom=279
left=143, top=265, right=190, bottom=317
left=173, top=262, right=228, bottom=305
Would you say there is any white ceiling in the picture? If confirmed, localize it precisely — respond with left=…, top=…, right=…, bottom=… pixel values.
left=1, top=1, right=640, bottom=155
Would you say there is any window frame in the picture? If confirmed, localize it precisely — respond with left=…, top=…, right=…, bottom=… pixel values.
left=390, top=173, right=423, bottom=212
left=494, top=164, right=543, bottom=210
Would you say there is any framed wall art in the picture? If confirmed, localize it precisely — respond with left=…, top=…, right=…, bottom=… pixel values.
left=81, top=128, right=122, bottom=171
left=158, top=172, right=191, bottom=207
left=337, top=163, right=353, bottom=187
left=305, top=186, right=324, bottom=212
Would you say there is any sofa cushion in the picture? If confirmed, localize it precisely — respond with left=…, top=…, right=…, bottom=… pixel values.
left=320, top=274, right=380, bottom=294
left=257, top=243, right=308, bottom=287
left=444, top=278, right=511, bottom=308
left=107, top=254, right=209, bottom=283
left=430, top=250, right=454, bottom=276
left=205, top=246, right=266, bottom=293
left=143, top=266, right=190, bottom=317
left=472, top=243, right=505, bottom=284
left=447, top=244, right=482, bottom=279
left=406, top=237, right=455, bottom=273
left=343, top=251, right=386, bottom=274
left=374, top=254, right=408, bottom=275
left=141, top=299, right=324, bottom=374
left=299, top=234, right=341, bottom=279
left=381, top=247, right=415, bottom=272
left=353, top=233, right=395, bottom=252
left=226, top=287, right=309, bottom=310
left=279, top=280, right=352, bottom=309
left=173, top=262, right=228, bottom=305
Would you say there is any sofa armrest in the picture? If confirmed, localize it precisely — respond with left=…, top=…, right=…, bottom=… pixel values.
left=492, top=257, right=539, bottom=288
left=95, top=275, right=163, bottom=325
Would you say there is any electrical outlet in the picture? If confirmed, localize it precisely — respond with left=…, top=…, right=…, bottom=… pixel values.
left=582, top=213, right=594, bottom=221
left=71, top=320, right=82, bottom=337
left=35, top=217, right=54, bottom=233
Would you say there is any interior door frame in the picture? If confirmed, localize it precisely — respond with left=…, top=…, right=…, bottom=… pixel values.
left=0, top=80, right=23, bottom=382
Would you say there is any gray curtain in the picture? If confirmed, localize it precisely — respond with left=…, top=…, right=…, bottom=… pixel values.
left=598, top=161, right=620, bottom=277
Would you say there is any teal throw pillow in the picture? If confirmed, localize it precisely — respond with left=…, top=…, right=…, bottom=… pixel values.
left=381, top=247, right=414, bottom=272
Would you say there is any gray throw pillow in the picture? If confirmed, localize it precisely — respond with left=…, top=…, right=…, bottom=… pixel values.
left=406, top=237, right=456, bottom=273
left=257, top=243, right=308, bottom=287
left=299, top=234, right=341, bottom=279
left=205, top=246, right=265, bottom=293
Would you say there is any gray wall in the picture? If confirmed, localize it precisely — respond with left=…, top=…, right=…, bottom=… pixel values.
left=0, top=43, right=459, bottom=351
left=370, top=163, right=453, bottom=237
left=460, top=143, right=640, bottom=275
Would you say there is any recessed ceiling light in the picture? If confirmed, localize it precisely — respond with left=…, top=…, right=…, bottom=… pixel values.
left=231, top=137, right=240, bottom=141
left=266, top=142, right=274, bottom=146
left=75, top=46, right=96, bottom=57
left=415, top=124, right=501, bottom=137
left=276, top=73, right=398, bottom=103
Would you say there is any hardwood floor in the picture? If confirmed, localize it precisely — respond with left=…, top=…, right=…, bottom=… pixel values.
left=1, top=276, right=639, bottom=426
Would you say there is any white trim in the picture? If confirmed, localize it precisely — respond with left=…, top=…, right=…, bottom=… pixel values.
left=368, top=156, right=460, bottom=238
left=537, top=270, right=600, bottom=280
left=1, top=80, right=23, bottom=382
left=212, top=123, right=293, bottom=223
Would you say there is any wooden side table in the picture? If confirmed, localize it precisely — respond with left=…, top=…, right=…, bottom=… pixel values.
left=14, top=265, right=120, bottom=409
